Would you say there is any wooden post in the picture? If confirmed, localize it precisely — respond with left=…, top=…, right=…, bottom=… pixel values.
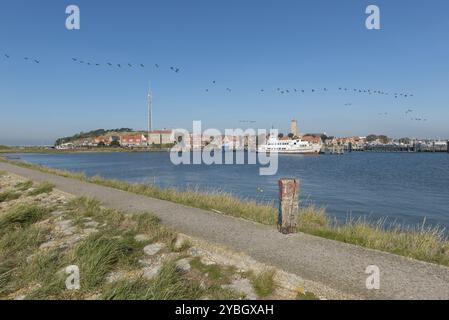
left=278, top=178, right=299, bottom=234
left=447, top=141, right=449, bottom=153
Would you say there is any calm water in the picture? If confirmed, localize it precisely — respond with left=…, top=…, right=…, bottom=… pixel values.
left=11, top=152, right=449, bottom=228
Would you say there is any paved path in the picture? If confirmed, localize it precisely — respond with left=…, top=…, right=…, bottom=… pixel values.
left=1, top=161, right=449, bottom=300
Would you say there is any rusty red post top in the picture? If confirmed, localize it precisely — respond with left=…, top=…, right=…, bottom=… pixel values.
left=278, top=178, right=298, bottom=201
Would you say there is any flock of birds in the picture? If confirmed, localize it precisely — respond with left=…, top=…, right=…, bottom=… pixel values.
left=376, top=109, right=427, bottom=121
left=70, top=57, right=181, bottom=74
left=405, top=109, right=427, bottom=122
left=2, top=51, right=428, bottom=123
left=4, top=53, right=40, bottom=64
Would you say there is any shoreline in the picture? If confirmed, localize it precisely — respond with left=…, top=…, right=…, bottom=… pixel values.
left=0, top=147, right=171, bottom=154
left=1, top=156, right=448, bottom=269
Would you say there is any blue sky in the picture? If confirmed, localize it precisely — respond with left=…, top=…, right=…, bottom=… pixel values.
left=1, top=0, right=448, bottom=145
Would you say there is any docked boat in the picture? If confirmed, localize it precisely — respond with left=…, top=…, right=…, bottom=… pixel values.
left=258, top=135, right=322, bottom=154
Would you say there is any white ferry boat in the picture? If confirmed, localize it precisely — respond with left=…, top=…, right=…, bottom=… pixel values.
left=257, top=137, right=322, bottom=154
left=258, top=135, right=322, bottom=154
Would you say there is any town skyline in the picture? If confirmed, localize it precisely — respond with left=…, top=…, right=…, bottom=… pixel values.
left=2, top=0, right=449, bottom=145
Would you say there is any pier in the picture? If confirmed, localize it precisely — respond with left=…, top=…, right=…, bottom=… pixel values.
left=363, top=143, right=448, bottom=153
left=322, top=141, right=449, bottom=154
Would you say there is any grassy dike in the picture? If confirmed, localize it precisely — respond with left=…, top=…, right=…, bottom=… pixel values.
left=1, top=172, right=294, bottom=300
left=1, top=157, right=449, bottom=268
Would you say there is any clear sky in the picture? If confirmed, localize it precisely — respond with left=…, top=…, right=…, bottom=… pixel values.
left=1, top=0, right=448, bottom=145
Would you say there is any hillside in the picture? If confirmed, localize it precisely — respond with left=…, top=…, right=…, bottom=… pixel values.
left=55, top=128, right=134, bottom=146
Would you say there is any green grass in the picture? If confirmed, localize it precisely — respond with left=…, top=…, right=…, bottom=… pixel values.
left=0, top=204, right=47, bottom=231
left=0, top=190, right=242, bottom=300
left=0, top=226, right=45, bottom=257
left=74, top=233, right=129, bottom=291
left=28, top=181, right=54, bottom=196
left=190, top=257, right=235, bottom=285
left=0, top=190, right=21, bottom=203
left=298, top=208, right=449, bottom=267
left=21, top=249, right=69, bottom=300
left=102, top=262, right=202, bottom=300
left=250, top=269, right=276, bottom=298
left=0, top=204, right=49, bottom=296
left=296, top=291, right=319, bottom=300
left=3, top=158, right=449, bottom=268
left=0, top=259, right=16, bottom=295
left=15, top=180, right=34, bottom=191
left=67, top=197, right=102, bottom=218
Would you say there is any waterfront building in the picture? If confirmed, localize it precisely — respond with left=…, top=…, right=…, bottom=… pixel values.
left=120, top=133, right=147, bottom=147
left=147, top=130, right=175, bottom=145
left=290, top=120, right=299, bottom=137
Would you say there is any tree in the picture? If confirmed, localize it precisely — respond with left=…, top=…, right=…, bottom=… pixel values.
left=278, top=133, right=284, bottom=139
left=97, top=141, right=106, bottom=147
left=378, top=135, right=389, bottom=144
left=366, top=135, right=378, bottom=143
left=110, top=140, right=121, bottom=147
left=288, top=133, right=294, bottom=139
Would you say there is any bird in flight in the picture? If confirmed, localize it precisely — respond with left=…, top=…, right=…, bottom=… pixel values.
left=72, top=58, right=77, bottom=61
left=4, top=54, right=10, bottom=58
left=128, top=63, right=132, bottom=67
left=140, top=64, right=145, bottom=68
left=117, top=64, right=121, bottom=68
left=34, top=59, right=40, bottom=64
left=155, top=64, right=159, bottom=68
left=107, top=63, right=112, bottom=66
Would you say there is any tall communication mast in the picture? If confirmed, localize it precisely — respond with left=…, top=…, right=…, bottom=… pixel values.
left=147, top=83, right=153, bottom=146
